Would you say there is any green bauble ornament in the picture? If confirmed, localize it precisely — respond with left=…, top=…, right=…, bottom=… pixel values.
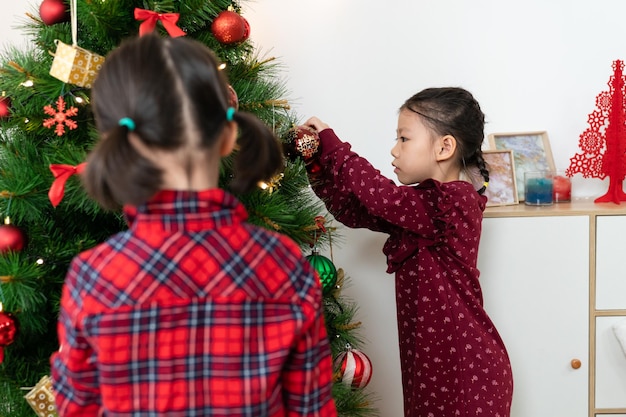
left=306, top=250, right=337, bottom=295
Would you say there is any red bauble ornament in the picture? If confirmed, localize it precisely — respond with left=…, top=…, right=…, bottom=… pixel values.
left=0, top=224, right=26, bottom=254
left=39, top=0, right=70, bottom=26
left=334, top=347, right=373, bottom=389
left=283, top=125, right=321, bottom=162
left=308, top=160, right=323, bottom=176
left=0, top=97, right=11, bottom=119
left=211, top=11, right=247, bottom=44
left=0, top=311, right=18, bottom=364
left=241, top=17, right=251, bottom=42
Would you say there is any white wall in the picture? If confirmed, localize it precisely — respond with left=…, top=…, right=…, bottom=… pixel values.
left=245, top=2, right=626, bottom=415
left=4, top=1, right=626, bottom=415
left=242, top=2, right=626, bottom=415
left=1, top=1, right=34, bottom=50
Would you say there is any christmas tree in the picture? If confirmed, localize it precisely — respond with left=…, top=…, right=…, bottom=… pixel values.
left=567, top=59, right=626, bottom=203
left=0, top=1, right=377, bottom=415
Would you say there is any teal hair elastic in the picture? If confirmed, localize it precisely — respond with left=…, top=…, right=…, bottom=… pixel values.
left=226, top=107, right=236, bottom=122
left=118, top=117, right=136, bottom=131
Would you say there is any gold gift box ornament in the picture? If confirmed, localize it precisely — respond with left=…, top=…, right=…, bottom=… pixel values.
left=24, top=375, right=58, bottom=417
left=49, top=40, right=104, bottom=88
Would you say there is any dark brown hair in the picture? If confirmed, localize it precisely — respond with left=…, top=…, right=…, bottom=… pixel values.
left=85, top=34, right=283, bottom=209
left=400, top=87, right=489, bottom=194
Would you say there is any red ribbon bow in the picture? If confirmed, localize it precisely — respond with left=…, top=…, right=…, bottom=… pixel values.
left=134, top=8, right=186, bottom=38
left=49, top=163, right=87, bottom=208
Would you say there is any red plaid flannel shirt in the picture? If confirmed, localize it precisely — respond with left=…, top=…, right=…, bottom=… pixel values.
left=50, top=189, right=337, bottom=417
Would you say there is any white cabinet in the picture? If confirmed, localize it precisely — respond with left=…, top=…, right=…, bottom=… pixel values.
left=478, top=215, right=589, bottom=417
left=595, top=216, right=626, bottom=415
left=478, top=200, right=626, bottom=417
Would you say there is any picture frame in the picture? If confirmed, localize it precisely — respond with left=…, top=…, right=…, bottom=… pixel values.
left=483, top=150, right=519, bottom=207
left=488, top=131, right=555, bottom=201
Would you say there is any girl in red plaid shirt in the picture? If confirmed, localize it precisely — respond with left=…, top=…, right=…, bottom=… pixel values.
left=50, top=34, right=337, bottom=417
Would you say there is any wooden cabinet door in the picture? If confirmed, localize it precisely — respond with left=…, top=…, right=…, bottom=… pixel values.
left=595, top=216, right=626, bottom=411
left=478, top=216, right=589, bottom=417
left=594, top=317, right=626, bottom=410
left=596, top=216, right=626, bottom=310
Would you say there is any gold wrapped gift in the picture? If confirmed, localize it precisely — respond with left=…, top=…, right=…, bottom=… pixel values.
left=49, top=40, right=104, bottom=88
left=24, top=375, right=58, bottom=417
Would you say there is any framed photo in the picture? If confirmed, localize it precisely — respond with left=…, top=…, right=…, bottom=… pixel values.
left=488, top=131, right=555, bottom=201
left=483, top=150, right=519, bottom=207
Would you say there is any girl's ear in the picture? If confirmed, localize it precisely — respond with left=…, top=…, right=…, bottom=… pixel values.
left=220, top=122, right=238, bottom=156
left=435, top=134, right=457, bottom=162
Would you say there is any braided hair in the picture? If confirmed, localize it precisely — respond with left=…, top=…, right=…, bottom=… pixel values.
left=400, top=87, right=489, bottom=194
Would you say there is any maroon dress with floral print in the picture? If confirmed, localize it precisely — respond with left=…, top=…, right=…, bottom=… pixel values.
left=310, top=129, right=513, bottom=417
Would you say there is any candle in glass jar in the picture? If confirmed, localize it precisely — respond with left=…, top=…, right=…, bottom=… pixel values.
left=524, top=171, right=553, bottom=205
left=553, top=172, right=572, bottom=202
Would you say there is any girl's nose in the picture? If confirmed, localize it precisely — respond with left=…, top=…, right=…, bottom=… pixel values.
left=391, top=141, right=399, bottom=158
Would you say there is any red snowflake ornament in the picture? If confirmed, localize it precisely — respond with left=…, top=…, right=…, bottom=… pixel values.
left=43, top=96, right=78, bottom=136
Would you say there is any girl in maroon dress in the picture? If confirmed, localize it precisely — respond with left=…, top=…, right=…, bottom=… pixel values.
left=304, top=87, right=513, bottom=417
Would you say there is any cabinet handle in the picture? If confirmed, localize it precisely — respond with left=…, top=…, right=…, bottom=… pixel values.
left=571, top=359, right=582, bottom=369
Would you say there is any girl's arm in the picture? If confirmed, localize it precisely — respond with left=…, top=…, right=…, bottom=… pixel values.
left=281, top=256, right=337, bottom=416
left=310, top=162, right=394, bottom=234
left=282, top=302, right=337, bottom=416
left=304, top=117, right=396, bottom=233
left=50, top=260, right=101, bottom=416
left=310, top=128, right=440, bottom=234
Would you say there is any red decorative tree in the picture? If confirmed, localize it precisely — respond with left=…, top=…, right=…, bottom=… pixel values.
left=567, top=60, right=626, bottom=204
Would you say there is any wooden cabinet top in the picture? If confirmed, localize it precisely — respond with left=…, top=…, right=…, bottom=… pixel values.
left=484, top=198, right=626, bottom=218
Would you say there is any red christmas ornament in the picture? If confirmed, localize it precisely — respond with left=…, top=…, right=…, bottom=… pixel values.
left=211, top=11, right=247, bottom=44
left=0, top=96, right=11, bottom=118
left=0, top=222, right=26, bottom=254
left=0, top=310, right=18, bottom=364
left=283, top=125, right=321, bottom=162
left=39, top=0, right=70, bottom=26
left=308, top=160, right=323, bottom=176
left=334, top=347, right=373, bottom=389
left=43, top=96, right=78, bottom=136
left=241, top=17, right=251, bottom=42
left=134, top=8, right=186, bottom=38
left=49, top=162, right=87, bottom=207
